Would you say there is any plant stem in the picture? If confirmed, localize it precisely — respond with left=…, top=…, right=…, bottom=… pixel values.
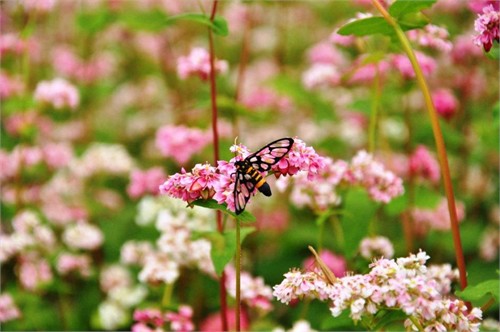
left=161, top=282, right=173, bottom=307
left=207, top=1, right=228, bottom=330
left=235, top=220, right=241, bottom=332
left=408, top=316, right=424, bottom=332
left=371, top=0, right=468, bottom=292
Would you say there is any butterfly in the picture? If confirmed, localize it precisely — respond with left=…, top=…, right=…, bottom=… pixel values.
left=233, top=137, right=294, bottom=215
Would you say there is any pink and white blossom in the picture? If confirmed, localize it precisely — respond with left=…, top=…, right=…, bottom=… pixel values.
left=34, top=78, right=80, bottom=110
left=177, top=47, right=228, bottom=80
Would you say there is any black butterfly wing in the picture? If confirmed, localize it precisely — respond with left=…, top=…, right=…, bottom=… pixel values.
left=246, top=138, right=294, bottom=172
left=234, top=170, right=256, bottom=215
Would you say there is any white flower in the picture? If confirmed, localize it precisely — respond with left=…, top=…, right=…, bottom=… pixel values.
left=98, top=301, right=128, bottom=330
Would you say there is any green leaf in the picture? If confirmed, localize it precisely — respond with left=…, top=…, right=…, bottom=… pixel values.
left=341, top=188, right=378, bottom=257
left=196, top=227, right=255, bottom=276
left=413, top=186, right=441, bottom=209
left=398, top=12, right=430, bottom=30
left=191, top=199, right=256, bottom=223
left=118, top=9, right=169, bottom=31
left=77, top=9, right=115, bottom=35
left=389, top=0, right=436, bottom=19
left=456, top=279, right=499, bottom=302
left=165, top=13, right=229, bottom=36
left=373, top=309, right=408, bottom=330
left=337, top=17, right=393, bottom=37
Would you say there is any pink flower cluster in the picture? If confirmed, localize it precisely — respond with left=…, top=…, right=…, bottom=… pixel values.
left=177, top=47, right=228, bottom=80
left=0, top=71, right=24, bottom=100
left=56, top=253, right=92, bottom=278
left=408, top=24, right=453, bottom=52
left=408, top=145, right=441, bottom=183
left=132, top=306, right=194, bottom=332
left=34, top=78, right=80, bottom=110
left=159, top=138, right=324, bottom=214
left=241, top=88, right=292, bottom=113
left=273, top=251, right=482, bottom=332
left=52, top=46, right=114, bottom=84
left=225, top=265, right=273, bottom=312
left=473, top=5, right=500, bottom=52
left=432, top=88, right=459, bottom=121
left=359, top=236, right=394, bottom=259
left=411, top=198, right=466, bottom=234
left=155, top=125, right=211, bottom=165
left=127, top=167, right=167, bottom=199
left=0, top=293, right=21, bottom=323
left=277, top=150, right=404, bottom=211
left=392, top=52, right=437, bottom=79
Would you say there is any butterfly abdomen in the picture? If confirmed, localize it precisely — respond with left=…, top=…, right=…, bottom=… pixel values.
left=239, top=161, right=272, bottom=196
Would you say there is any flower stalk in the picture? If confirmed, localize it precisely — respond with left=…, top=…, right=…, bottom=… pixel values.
left=207, top=1, right=228, bottom=330
left=370, top=0, right=468, bottom=291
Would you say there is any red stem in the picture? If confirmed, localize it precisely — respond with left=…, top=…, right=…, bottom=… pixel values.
left=208, top=1, right=228, bottom=330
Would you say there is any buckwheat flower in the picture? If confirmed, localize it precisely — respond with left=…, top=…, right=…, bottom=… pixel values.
left=0, top=232, right=33, bottom=263
left=426, top=264, right=458, bottom=294
left=165, top=305, right=195, bottom=332
left=273, top=138, right=326, bottom=180
left=156, top=125, right=210, bottom=165
left=121, top=240, right=154, bottom=265
left=306, top=42, right=346, bottom=65
left=408, top=24, right=453, bottom=52
left=302, top=63, right=340, bottom=89
left=349, top=57, right=390, bottom=85
left=359, top=236, right=394, bottom=259
left=108, top=285, right=147, bottom=308
left=34, top=78, right=79, bottom=110
left=452, top=34, right=484, bottom=64
left=225, top=265, right=273, bottom=312
left=241, top=88, right=292, bottom=113
left=133, top=308, right=164, bottom=330
left=408, top=145, right=440, bottom=183
left=71, top=143, right=135, bottom=177
left=139, top=252, right=180, bottom=285
left=432, top=89, right=459, bottom=121
left=98, top=300, right=128, bottom=331
left=479, top=228, right=499, bottom=261
left=273, top=269, right=330, bottom=305
left=41, top=142, right=73, bottom=169
left=347, top=150, right=404, bottom=203
left=62, top=221, right=104, bottom=250
left=411, top=198, right=465, bottom=233
left=19, top=254, right=53, bottom=291
left=469, top=0, right=500, bottom=13
left=302, top=249, right=347, bottom=277
left=100, top=265, right=132, bottom=293
left=330, top=30, right=356, bottom=46
left=177, top=47, right=228, bottom=80
left=56, top=253, right=92, bottom=278
left=0, top=72, right=23, bottom=100
left=127, top=167, right=167, bottom=199
left=392, top=52, right=436, bottom=79
left=473, top=5, right=500, bottom=52
left=0, top=293, right=21, bottom=323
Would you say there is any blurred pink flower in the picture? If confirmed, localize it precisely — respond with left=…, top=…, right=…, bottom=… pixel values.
left=408, top=24, right=453, bottom=52
left=177, top=47, right=228, bottom=80
left=307, top=42, right=346, bottom=65
left=254, top=209, right=289, bottom=232
left=165, top=305, right=195, bottom=332
left=34, top=78, right=80, bottom=110
left=0, top=33, right=26, bottom=56
left=330, top=29, right=355, bottom=46
left=4, top=111, right=53, bottom=137
left=452, top=34, right=485, bottom=64
left=22, top=0, right=56, bottom=13
left=100, top=265, right=132, bottom=293
left=42, top=142, right=74, bottom=169
left=225, top=265, right=273, bottom=312
left=392, top=52, right=436, bottom=79
left=359, top=236, right=394, bottom=259
left=121, top=240, right=154, bottom=266
left=62, top=221, right=104, bottom=250
left=241, top=88, right=292, bottom=113
left=200, top=308, right=249, bottom=331
left=408, top=145, right=440, bottom=183
left=411, top=198, right=466, bottom=234
left=302, top=249, right=347, bottom=277
left=432, top=88, right=459, bottom=120
left=132, top=308, right=164, bottom=332
left=155, top=125, right=210, bottom=165
left=19, top=255, right=53, bottom=291
left=349, top=58, right=390, bottom=84
left=0, top=72, right=23, bottom=100
left=302, top=63, right=340, bottom=89
left=469, top=0, right=500, bottom=13
left=56, top=253, right=92, bottom=278
left=52, top=46, right=114, bottom=83
left=127, top=167, right=167, bottom=199
left=0, top=293, right=21, bottom=323
left=473, top=4, right=500, bottom=52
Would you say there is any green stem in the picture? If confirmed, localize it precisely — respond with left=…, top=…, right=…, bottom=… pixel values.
left=371, top=0, right=468, bottom=292
left=162, top=282, right=174, bottom=307
left=235, top=219, right=241, bottom=332
left=408, top=315, right=424, bottom=332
